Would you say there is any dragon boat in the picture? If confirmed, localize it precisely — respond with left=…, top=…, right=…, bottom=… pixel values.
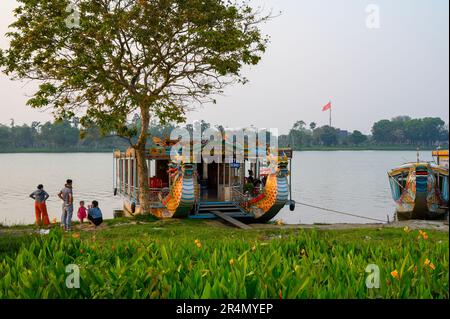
left=388, top=150, right=449, bottom=220
left=112, top=138, right=294, bottom=223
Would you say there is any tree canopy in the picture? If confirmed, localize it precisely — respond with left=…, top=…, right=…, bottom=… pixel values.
left=278, top=116, right=448, bottom=149
left=372, top=117, right=448, bottom=146
left=0, top=0, right=270, bottom=213
left=0, top=0, right=269, bottom=140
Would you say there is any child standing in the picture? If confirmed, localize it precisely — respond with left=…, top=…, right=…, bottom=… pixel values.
left=77, top=201, right=87, bottom=224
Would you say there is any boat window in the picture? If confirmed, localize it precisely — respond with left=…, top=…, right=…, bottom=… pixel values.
left=396, top=173, right=407, bottom=189
left=437, top=174, right=446, bottom=194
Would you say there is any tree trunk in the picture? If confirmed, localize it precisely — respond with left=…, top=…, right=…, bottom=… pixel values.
left=136, top=144, right=151, bottom=214
left=134, top=106, right=151, bottom=215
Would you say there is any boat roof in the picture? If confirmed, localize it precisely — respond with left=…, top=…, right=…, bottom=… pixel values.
left=114, top=146, right=293, bottom=161
left=432, top=149, right=449, bottom=157
left=389, top=162, right=448, bottom=176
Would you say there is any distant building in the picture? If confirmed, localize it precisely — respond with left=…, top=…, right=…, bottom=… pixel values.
left=337, top=129, right=350, bottom=144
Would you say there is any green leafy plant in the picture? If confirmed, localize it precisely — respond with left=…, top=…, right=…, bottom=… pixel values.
left=0, top=222, right=448, bottom=299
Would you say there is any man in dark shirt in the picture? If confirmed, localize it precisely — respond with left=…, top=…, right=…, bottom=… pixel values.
left=29, top=184, right=50, bottom=227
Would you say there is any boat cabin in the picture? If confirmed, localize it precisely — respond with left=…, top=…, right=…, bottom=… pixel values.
left=113, top=142, right=293, bottom=221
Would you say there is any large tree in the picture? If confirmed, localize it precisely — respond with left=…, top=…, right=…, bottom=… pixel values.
left=0, top=0, right=269, bottom=213
left=313, top=125, right=338, bottom=146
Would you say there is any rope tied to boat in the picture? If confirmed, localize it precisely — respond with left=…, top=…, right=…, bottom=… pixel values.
left=293, top=200, right=387, bottom=223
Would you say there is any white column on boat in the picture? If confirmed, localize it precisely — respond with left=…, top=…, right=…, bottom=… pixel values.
left=124, top=158, right=127, bottom=195
left=128, top=158, right=131, bottom=197
left=122, top=157, right=125, bottom=193
left=130, top=158, right=133, bottom=195
left=116, top=158, right=119, bottom=190
left=118, top=158, right=121, bottom=192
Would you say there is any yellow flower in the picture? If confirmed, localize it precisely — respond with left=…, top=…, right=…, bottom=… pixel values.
left=390, top=270, right=399, bottom=279
left=194, top=239, right=200, bottom=244
left=403, top=226, right=411, bottom=233
left=424, top=258, right=431, bottom=266
left=417, top=230, right=428, bottom=240
left=229, top=259, right=235, bottom=266
left=196, top=242, right=202, bottom=248
left=429, top=263, right=436, bottom=270
left=251, top=245, right=257, bottom=252
left=275, top=219, right=284, bottom=226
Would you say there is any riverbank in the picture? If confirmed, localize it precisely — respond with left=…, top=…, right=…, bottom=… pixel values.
left=0, top=217, right=448, bottom=298
left=292, top=145, right=446, bottom=151
left=1, top=145, right=446, bottom=153
left=0, top=148, right=116, bottom=153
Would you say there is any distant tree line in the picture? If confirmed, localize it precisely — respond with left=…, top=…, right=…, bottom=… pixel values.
left=0, top=118, right=125, bottom=151
left=1, top=116, right=448, bottom=152
left=278, top=116, right=448, bottom=149
left=0, top=116, right=175, bottom=152
left=371, top=116, right=448, bottom=146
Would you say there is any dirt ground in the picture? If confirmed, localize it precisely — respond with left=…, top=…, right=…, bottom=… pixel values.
left=248, top=219, right=449, bottom=232
left=1, top=218, right=449, bottom=238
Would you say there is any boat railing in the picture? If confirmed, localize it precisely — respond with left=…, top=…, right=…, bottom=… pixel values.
left=232, top=186, right=250, bottom=211
left=120, top=182, right=140, bottom=199
left=149, top=187, right=170, bottom=204
left=118, top=182, right=171, bottom=206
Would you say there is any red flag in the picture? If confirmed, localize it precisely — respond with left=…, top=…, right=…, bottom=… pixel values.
left=322, top=101, right=331, bottom=112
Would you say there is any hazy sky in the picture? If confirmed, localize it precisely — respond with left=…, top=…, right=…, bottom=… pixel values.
left=0, top=0, right=448, bottom=134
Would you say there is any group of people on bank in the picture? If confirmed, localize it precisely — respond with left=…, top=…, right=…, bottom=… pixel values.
left=29, top=179, right=103, bottom=230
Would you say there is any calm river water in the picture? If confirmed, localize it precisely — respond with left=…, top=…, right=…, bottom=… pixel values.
left=0, top=151, right=433, bottom=225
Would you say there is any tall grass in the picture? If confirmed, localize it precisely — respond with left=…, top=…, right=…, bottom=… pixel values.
left=0, top=222, right=448, bottom=299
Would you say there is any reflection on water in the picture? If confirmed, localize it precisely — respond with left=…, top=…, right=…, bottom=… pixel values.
left=276, top=151, right=433, bottom=224
left=0, top=151, right=433, bottom=225
left=0, top=153, right=123, bottom=225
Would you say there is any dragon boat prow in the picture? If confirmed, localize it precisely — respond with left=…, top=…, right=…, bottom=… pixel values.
left=388, top=150, right=449, bottom=220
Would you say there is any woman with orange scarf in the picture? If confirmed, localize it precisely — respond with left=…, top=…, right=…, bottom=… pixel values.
left=29, top=184, right=50, bottom=227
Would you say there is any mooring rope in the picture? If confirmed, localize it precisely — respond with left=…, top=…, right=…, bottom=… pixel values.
left=293, top=200, right=387, bottom=223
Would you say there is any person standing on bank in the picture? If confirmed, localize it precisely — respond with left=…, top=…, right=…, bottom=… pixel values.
left=58, top=179, right=74, bottom=231
left=29, top=184, right=50, bottom=227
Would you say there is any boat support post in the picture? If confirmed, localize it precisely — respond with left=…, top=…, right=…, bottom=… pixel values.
left=288, top=157, right=295, bottom=211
